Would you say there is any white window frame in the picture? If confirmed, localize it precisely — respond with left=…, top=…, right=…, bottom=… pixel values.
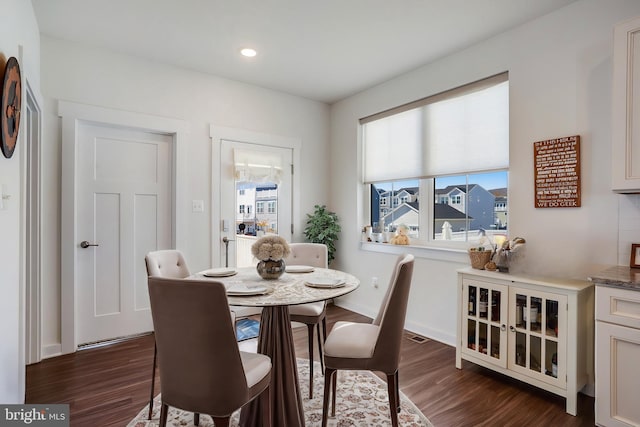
left=360, top=73, right=509, bottom=254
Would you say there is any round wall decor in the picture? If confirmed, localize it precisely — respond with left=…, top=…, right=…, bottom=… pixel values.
left=1, top=56, right=22, bottom=158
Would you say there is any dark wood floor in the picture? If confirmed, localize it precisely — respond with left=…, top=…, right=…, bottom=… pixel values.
left=26, top=305, right=595, bottom=426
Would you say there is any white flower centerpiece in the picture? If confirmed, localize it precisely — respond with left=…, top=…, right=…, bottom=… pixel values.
left=251, top=235, right=291, bottom=280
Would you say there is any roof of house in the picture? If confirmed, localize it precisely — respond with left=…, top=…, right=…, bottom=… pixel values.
left=378, top=186, right=419, bottom=196
left=434, top=203, right=470, bottom=220
left=435, top=184, right=478, bottom=195
left=490, top=187, right=508, bottom=197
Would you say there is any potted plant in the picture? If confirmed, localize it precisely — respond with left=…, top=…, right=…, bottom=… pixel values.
left=304, top=205, right=341, bottom=265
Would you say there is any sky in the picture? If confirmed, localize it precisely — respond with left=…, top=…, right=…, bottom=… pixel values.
left=376, top=171, right=508, bottom=192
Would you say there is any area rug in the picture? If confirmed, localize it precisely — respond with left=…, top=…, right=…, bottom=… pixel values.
left=127, top=359, right=433, bottom=427
left=235, top=318, right=260, bottom=342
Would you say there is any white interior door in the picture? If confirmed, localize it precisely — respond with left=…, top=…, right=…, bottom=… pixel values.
left=220, top=140, right=292, bottom=268
left=76, top=123, right=172, bottom=345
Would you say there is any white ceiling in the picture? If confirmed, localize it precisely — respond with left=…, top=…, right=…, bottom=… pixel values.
left=31, top=0, right=578, bottom=104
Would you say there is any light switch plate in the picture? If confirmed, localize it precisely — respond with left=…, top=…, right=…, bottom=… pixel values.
left=192, top=200, right=204, bottom=213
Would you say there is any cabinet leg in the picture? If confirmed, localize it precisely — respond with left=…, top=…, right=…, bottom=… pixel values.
left=565, top=394, right=577, bottom=416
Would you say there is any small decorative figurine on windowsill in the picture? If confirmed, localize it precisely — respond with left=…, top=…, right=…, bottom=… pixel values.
left=390, top=224, right=410, bottom=245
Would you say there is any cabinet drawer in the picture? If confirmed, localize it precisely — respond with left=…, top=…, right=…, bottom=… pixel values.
left=596, top=286, right=640, bottom=329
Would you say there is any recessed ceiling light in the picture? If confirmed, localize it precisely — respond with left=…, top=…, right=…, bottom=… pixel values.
left=240, top=48, right=257, bottom=58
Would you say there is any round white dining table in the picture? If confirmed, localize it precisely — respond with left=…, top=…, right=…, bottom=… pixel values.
left=192, top=266, right=360, bottom=427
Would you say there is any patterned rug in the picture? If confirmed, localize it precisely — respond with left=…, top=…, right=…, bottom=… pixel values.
left=127, top=359, right=433, bottom=427
left=235, top=318, right=260, bottom=342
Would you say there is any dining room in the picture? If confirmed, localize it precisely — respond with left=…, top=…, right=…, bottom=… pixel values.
left=5, top=1, right=640, bottom=426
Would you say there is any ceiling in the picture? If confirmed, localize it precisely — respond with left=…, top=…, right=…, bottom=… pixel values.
left=31, top=0, right=578, bottom=104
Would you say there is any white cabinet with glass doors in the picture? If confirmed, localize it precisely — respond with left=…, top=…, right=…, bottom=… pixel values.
left=456, top=268, right=593, bottom=416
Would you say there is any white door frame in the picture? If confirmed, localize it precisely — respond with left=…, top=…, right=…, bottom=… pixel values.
left=210, top=125, right=301, bottom=268
left=21, top=79, right=43, bottom=364
left=59, top=101, right=188, bottom=354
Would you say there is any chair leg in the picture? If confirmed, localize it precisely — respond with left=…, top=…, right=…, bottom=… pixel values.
left=386, top=372, right=399, bottom=427
left=307, top=323, right=315, bottom=399
left=322, top=368, right=336, bottom=427
left=316, top=323, right=325, bottom=375
left=211, top=417, right=230, bottom=427
left=395, top=370, right=401, bottom=413
left=159, top=403, right=169, bottom=427
left=321, top=317, right=327, bottom=341
left=331, top=370, right=337, bottom=417
left=194, top=413, right=200, bottom=426
left=148, top=343, right=157, bottom=420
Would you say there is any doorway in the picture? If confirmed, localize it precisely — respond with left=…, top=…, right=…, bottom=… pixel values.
left=210, top=125, right=301, bottom=270
left=220, top=140, right=293, bottom=268
left=60, top=101, right=188, bottom=353
left=23, top=81, right=42, bottom=364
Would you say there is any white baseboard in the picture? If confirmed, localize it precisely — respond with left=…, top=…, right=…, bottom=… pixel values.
left=581, top=383, right=595, bottom=397
left=404, top=319, right=456, bottom=347
left=41, top=344, right=62, bottom=359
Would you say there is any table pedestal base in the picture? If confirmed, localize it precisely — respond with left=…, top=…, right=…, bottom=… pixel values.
left=240, top=306, right=305, bottom=427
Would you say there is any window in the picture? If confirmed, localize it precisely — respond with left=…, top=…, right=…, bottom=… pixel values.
left=247, top=205, right=252, bottom=214
left=363, top=73, right=509, bottom=245
left=257, top=201, right=264, bottom=214
left=239, top=189, right=245, bottom=195
left=268, top=201, right=276, bottom=214
left=239, top=204, right=245, bottom=214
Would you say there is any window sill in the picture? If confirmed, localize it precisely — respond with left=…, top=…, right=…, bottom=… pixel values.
left=360, top=241, right=468, bottom=263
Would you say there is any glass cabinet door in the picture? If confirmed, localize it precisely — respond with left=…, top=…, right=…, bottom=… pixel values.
left=509, top=287, right=566, bottom=386
left=462, top=279, right=508, bottom=368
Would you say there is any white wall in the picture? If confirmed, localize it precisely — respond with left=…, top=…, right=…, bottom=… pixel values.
left=39, top=37, right=330, bottom=355
left=0, top=0, right=41, bottom=403
left=330, top=0, right=640, bottom=346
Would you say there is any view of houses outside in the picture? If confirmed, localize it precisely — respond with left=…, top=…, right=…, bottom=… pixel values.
left=372, top=171, right=508, bottom=241
left=235, top=183, right=279, bottom=235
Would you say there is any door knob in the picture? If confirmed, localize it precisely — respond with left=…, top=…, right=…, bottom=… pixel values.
left=80, top=240, right=99, bottom=249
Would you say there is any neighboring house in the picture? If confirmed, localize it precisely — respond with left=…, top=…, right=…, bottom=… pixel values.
left=435, top=184, right=495, bottom=231
left=381, top=201, right=419, bottom=232
left=491, top=188, right=508, bottom=229
left=236, top=185, right=255, bottom=230
left=378, top=187, right=418, bottom=218
left=255, top=185, right=278, bottom=232
left=374, top=184, right=499, bottom=234
left=434, top=203, right=469, bottom=233
left=235, top=184, right=279, bottom=234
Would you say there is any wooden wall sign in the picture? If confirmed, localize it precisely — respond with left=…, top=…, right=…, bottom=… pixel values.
left=534, top=135, right=581, bottom=208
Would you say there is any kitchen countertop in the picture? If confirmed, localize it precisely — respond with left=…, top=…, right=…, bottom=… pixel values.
left=588, top=265, right=640, bottom=291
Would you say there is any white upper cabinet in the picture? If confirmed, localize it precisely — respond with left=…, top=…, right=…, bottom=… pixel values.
left=613, top=16, right=640, bottom=193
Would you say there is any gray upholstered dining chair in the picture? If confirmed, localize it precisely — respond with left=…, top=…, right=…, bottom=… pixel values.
left=284, top=242, right=328, bottom=399
left=145, top=250, right=192, bottom=420
left=148, top=276, right=272, bottom=427
left=321, top=254, right=414, bottom=427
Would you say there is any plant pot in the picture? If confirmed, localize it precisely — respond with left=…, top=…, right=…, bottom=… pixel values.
left=256, top=259, right=286, bottom=280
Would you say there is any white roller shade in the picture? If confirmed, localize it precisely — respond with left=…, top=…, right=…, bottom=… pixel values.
left=362, top=76, right=508, bottom=183
left=363, top=108, right=423, bottom=183
left=423, top=81, right=508, bottom=176
left=234, top=148, right=283, bottom=184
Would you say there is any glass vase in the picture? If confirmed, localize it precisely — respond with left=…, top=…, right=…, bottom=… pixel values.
left=256, top=258, right=285, bottom=280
